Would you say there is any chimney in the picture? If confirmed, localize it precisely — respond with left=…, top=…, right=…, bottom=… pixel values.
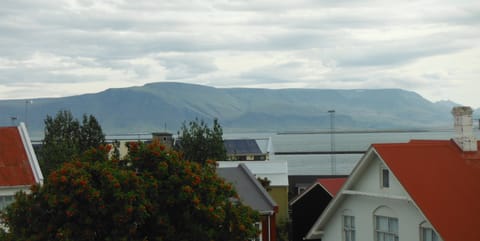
left=451, top=106, right=477, bottom=152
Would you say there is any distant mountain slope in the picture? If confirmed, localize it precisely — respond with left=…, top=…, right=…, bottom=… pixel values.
left=0, top=82, right=460, bottom=138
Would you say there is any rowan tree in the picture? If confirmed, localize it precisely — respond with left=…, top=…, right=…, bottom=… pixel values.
left=126, top=140, right=258, bottom=241
left=1, top=141, right=259, bottom=241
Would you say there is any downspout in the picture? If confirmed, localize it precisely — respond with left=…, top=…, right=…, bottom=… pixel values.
left=268, top=215, right=271, bottom=241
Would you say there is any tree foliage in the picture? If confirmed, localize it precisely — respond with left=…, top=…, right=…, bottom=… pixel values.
left=40, top=110, right=105, bottom=175
left=1, top=141, right=259, bottom=241
left=79, top=114, right=105, bottom=153
left=177, top=118, right=227, bottom=164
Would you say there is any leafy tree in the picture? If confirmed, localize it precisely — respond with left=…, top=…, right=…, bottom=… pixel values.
left=40, top=110, right=105, bottom=175
left=1, top=141, right=259, bottom=241
left=1, top=145, right=150, bottom=241
left=257, top=176, right=272, bottom=192
left=79, top=114, right=105, bottom=153
left=40, top=110, right=81, bottom=174
left=177, top=118, right=227, bottom=164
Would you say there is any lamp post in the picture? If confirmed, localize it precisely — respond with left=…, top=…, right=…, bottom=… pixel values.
left=328, top=110, right=336, bottom=175
left=25, top=100, right=33, bottom=128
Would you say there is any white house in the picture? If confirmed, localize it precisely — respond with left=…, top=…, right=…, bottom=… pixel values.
left=306, top=106, right=480, bottom=241
left=0, top=123, right=44, bottom=210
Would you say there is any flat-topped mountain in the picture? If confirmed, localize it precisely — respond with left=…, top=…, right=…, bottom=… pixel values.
left=0, top=82, right=462, bottom=138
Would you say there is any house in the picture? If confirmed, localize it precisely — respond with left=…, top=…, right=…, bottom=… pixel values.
left=0, top=123, right=44, bottom=210
left=306, top=106, right=480, bottom=241
left=151, top=132, right=174, bottom=148
left=224, top=139, right=269, bottom=161
left=218, top=161, right=289, bottom=223
left=290, top=177, right=347, bottom=241
left=217, top=164, right=278, bottom=241
left=288, top=175, right=348, bottom=197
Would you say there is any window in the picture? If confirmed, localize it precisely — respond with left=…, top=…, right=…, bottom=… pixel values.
left=343, top=215, right=355, bottom=241
left=381, top=168, right=390, bottom=188
left=420, top=222, right=440, bottom=241
left=421, top=227, right=439, bottom=241
left=251, top=222, right=262, bottom=241
left=0, top=195, right=14, bottom=210
left=375, top=215, right=398, bottom=241
left=297, top=186, right=307, bottom=195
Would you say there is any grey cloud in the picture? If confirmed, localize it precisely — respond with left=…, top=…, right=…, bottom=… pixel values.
left=240, top=61, right=318, bottom=86
left=0, top=0, right=479, bottom=103
left=0, top=67, right=98, bottom=86
left=331, top=31, right=475, bottom=67
left=157, top=55, right=218, bottom=80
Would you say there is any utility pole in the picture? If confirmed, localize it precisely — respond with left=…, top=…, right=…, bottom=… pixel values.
left=328, top=110, right=336, bottom=175
left=25, top=100, right=33, bottom=129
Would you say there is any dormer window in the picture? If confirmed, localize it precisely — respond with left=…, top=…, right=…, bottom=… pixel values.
left=381, top=167, right=390, bottom=188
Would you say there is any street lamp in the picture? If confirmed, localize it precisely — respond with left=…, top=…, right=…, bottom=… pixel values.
left=328, top=110, right=336, bottom=175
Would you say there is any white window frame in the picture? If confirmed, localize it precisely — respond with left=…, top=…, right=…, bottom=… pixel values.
left=420, top=222, right=441, bottom=241
left=380, top=165, right=390, bottom=188
left=375, top=215, right=398, bottom=241
left=343, top=215, right=355, bottom=241
left=251, top=221, right=262, bottom=241
left=0, top=195, right=15, bottom=210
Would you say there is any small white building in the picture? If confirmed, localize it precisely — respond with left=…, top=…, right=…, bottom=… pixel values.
left=0, top=123, right=43, bottom=210
left=306, top=106, right=480, bottom=241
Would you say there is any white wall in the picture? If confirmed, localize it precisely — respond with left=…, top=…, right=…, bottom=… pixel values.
left=350, top=155, right=405, bottom=196
left=321, top=195, right=427, bottom=241
left=320, top=155, right=431, bottom=241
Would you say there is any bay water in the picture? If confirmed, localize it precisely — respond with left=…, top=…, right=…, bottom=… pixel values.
left=224, top=129, right=478, bottom=176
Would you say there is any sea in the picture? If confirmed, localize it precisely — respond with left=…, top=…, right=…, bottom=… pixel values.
left=223, top=129, right=480, bottom=176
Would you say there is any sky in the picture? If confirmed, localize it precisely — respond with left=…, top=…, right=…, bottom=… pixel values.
left=1, top=0, right=479, bottom=107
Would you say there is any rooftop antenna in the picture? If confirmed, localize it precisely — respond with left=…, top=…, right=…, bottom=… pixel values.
left=328, top=110, right=336, bottom=175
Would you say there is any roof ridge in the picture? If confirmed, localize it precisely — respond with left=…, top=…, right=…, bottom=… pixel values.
left=237, top=163, right=278, bottom=208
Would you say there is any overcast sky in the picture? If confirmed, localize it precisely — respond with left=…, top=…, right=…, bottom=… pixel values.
left=1, top=0, right=479, bottom=107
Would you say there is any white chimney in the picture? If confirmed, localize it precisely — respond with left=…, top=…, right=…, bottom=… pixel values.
left=452, top=106, right=477, bottom=152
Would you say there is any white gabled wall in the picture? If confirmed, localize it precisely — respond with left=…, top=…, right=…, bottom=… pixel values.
left=350, top=155, right=405, bottom=197
left=321, top=195, right=426, bottom=241
left=319, top=153, right=431, bottom=241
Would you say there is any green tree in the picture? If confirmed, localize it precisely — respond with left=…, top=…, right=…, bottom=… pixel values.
left=40, top=110, right=81, bottom=174
left=177, top=118, right=227, bottom=164
left=40, top=110, right=105, bottom=175
left=1, top=141, right=259, bottom=241
left=79, top=114, right=105, bottom=153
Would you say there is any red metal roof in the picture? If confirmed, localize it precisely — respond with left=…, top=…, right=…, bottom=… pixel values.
left=373, top=140, right=480, bottom=241
left=317, top=178, right=347, bottom=197
left=0, top=126, right=36, bottom=186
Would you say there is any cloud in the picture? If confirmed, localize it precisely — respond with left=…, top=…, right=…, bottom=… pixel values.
left=0, top=0, right=479, bottom=107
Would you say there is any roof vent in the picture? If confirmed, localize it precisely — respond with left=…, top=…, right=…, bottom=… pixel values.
left=452, top=106, right=477, bottom=152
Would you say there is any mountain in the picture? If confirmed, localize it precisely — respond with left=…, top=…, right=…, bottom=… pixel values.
left=0, top=82, right=460, bottom=138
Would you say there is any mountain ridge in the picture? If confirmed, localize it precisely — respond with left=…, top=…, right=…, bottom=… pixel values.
left=0, top=82, right=464, bottom=138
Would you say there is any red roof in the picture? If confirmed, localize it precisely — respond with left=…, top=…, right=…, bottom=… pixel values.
left=0, top=126, right=37, bottom=186
left=373, top=140, right=480, bottom=241
left=317, top=178, right=347, bottom=197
